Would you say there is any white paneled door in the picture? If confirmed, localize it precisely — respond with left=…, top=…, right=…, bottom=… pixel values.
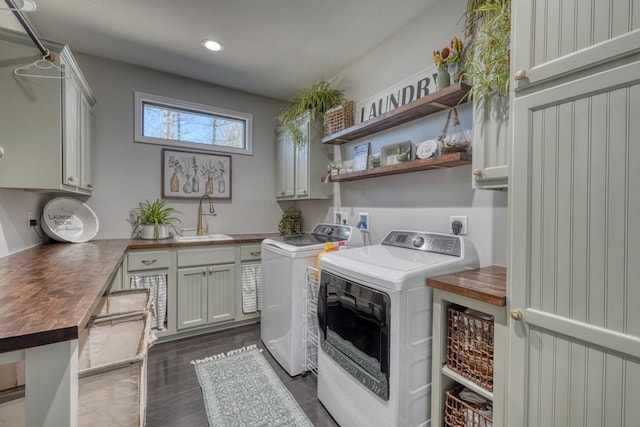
left=509, top=60, right=640, bottom=426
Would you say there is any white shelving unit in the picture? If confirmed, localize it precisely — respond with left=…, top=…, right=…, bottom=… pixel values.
left=304, top=267, right=319, bottom=376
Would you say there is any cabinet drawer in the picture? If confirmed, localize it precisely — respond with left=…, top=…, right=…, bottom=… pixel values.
left=240, top=245, right=261, bottom=261
left=178, top=247, right=235, bottom=267
left=127, top=250, right=172, bottom=271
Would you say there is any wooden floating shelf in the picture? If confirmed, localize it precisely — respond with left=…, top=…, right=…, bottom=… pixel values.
left=321, top=83, right=471, bottom=145
left=323, top=152, right=472, bottom=182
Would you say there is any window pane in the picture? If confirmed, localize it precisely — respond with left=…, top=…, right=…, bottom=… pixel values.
left=134, top=92, right=253, bottom=155
left=142, top=102, right=246, bottom=148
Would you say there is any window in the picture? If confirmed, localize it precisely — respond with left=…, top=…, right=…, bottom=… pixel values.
left=134, top=92, right=253, bottom=155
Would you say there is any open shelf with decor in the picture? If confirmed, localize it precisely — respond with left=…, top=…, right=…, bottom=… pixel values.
left=321, top=83, right=471, bottom=145
left=323, top=152, right=471, bottom=183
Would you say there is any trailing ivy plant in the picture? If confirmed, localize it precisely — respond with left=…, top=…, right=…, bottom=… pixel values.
left=463, top=0, right=511, bottom=108
left=278, top=78, right=344, bottom=146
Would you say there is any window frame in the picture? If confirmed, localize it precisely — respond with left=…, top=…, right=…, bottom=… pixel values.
left=134, top=91, right=253, bottom=156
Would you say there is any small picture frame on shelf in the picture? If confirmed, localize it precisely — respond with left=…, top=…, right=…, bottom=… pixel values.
left=352, top=143, right=370, bottom=171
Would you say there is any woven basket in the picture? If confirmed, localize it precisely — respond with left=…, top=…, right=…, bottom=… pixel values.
left=323, top=101, right=354, bottom=136
left=447, top=305, right=494, bottom=391
left=444, top=385, right=493, bottom=427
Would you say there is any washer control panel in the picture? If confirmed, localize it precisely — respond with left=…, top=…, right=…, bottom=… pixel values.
left=381, top=231, right=462, bottom=256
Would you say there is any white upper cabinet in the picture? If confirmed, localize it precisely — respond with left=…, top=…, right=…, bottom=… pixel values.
left=513, top=0, right=640, bottom=90
left=0, top=28, right=96, bottom=194
left=275, top=113, right=332, bottom=200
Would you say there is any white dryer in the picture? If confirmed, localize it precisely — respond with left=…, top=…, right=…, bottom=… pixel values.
left=317, top=231, right=479, bottom=427
left=260, top=223, right=363, bottom=376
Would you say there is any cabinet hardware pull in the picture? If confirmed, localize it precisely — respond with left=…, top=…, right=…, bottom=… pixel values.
left=87, top=183, right=93, bottom=189
left=141, top=259, right=157, bottom=265
left=208, top=267, right=214, bottom=274
left=67, top=176, right=74, bottom=182
left=0, top=147, right=4, bottom=158
left=250, top=251, right=261, bottom=256
left=510, top=309, right=523, bottom=320
left=514, top=69, right=527, bottom=80
left=202, top=268, right=207, bottom=275
left=472, top=168, right=483, bottom=177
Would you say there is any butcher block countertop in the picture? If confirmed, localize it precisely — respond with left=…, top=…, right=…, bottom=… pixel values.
left=426, top=265, right=507, bottom=306
left=0, top=234, right=273, bottom=354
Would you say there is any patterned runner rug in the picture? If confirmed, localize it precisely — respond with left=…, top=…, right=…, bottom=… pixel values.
left=191, top=345, right=313, bottom=426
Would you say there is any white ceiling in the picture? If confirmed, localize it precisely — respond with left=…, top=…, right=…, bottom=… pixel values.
left=26, top=0, right=437, bottom=101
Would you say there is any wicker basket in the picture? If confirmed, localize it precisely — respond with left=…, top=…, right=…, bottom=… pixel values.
left=447, top=305, right=494, bottom=391
left=323, top=101, right=354, bottom=136
left=444, top=385, right=493, bottom=427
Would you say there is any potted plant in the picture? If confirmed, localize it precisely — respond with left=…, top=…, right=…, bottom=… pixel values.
left=462, top=0, right=511, bottom=107
left=278, top=78, right=344, bottom=146
left=131, top=198, right=182, bottom=239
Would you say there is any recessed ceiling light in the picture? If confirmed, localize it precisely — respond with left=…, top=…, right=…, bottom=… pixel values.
left=0, top=0, right=37, bottom=12
left=202, top=40, right=223, bottom=52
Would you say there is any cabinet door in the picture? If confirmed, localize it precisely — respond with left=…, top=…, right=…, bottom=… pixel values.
left=80, top=96, right=93, bottom=191
left=177, top=266, right=208, bottom=330
left=294, top=119, right=310, bottom=198
left=471, top=98, right=509, bottom=189
left=275, top=129, right=295, bottom=198
left=62, top=65, right=81, bottom=188
left=509, top=61, right=640, bottom=426
left=207, top=263, right=235, bottom=324
left=513, top=0, right=640, bottom=90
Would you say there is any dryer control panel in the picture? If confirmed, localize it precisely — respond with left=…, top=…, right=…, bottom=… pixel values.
left=381, top=231, right=461, bottom=257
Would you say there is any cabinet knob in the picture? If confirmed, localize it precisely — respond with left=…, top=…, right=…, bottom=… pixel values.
left=514, top=69, right=527, bottom=80
left=87, top=183, right=93, bottom=189
left=208, top=267, right=214, bottom=274
left=472, top=168, right=483, bottom=177
left=202, top=268, right=207, bottom=275
left=0, top=147, right=4, bottom=158
left=67, top=176, right=74, bottom=183
left=510, top=309, right=524, bottom=320
left=280, top=191, right=285, bottom=196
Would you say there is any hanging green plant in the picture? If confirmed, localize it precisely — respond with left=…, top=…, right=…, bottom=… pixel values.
left=278, top=78, right=344, bottom=145
left=463, top=0, right=511, bottom=107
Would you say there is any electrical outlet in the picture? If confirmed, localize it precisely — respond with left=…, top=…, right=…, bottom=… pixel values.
left=335, top=211, right=348, bottom=225
left=357, top=212, right=369, bottom=231
left=449, top=215, right=468, bottom=235
left=27, top=211, right=35, bottom=228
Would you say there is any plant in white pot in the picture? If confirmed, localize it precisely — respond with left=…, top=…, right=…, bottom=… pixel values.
left=131, top=199, right=181, bottom=239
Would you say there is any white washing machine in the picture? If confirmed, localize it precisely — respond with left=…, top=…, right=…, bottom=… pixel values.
left=260, top=223, right=364, bottom=376
left=317, top=230, right=479, bottom=427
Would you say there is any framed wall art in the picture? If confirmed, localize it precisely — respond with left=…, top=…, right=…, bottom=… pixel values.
left=162, top=148, right=232, bottom=200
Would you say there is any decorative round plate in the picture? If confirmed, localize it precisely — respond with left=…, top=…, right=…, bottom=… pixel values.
left=41, top=197, right=99, bottom=243
left=416, top=139, right=438, bottom=159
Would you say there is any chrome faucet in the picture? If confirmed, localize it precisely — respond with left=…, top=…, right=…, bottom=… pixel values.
left=197, top=194, right=216, bottom=236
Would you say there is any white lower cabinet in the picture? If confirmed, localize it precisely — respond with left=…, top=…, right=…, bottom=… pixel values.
left=124, top=249, right=173, bottom=335
left=176, top=247, right=236, bottom=331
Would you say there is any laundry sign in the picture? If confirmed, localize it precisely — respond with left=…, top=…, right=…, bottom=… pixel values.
left=355, top=66, right=438, bottom=124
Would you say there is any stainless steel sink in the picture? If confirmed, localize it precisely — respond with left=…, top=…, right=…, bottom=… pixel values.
left=174, top=234, right=233, bottom=242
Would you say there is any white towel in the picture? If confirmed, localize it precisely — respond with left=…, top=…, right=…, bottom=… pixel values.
left=241, top=264, right=262, bottom=314
left=130, top=274, right=167, bottom=330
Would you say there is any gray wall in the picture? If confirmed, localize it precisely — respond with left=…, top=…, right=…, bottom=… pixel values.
left=297, top=1, right=509, bottom=267
left=0, top=3, right=507, bottom=267
left=72, top=53, right=288, bottom=239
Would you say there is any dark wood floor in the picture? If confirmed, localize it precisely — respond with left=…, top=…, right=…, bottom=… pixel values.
left=146, top=323, right=339, bottom=426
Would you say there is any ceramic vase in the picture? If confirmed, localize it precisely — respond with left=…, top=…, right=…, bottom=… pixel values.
left=436, top=65, right=450, bottom=90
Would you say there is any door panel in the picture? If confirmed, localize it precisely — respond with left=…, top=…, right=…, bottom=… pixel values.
left=177, top=267, right=208, bottom=330
left=513, top=0, right=640, bottom=89
left=509, top=60, right=640, bottom=425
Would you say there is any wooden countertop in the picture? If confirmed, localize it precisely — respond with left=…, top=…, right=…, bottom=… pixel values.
left=426, top=265, right=507, bottom=306
left=0, top=234, right=274, bottom=354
